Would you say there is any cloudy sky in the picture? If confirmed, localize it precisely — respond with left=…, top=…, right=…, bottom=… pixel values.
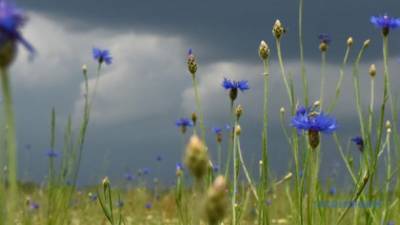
left=9, top=0, right=400, bottom=186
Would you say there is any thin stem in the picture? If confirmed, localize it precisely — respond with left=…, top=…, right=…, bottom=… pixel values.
left=192, top=76, right=206, bottom=143
left=237, top=138, right=258, bottom=201
left=299, top=0, right=308, bottom=106
left=275, top=39, right=293, bottom=107
left=232, top=120, right=238, bottom=225
left=260, top=58, right=270, bottom=225
left=320, top=51, right=326, bottom=108
left=328, top=45, right=351, bottom=113
left=1, top=69, right=18, bottom=225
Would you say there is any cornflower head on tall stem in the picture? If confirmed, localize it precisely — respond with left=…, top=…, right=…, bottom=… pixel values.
left=0, top=0, right=35, bottom=68
left=92, top=47, right=112, bottom=65
left=318, top=33, right=331, bottom=52
left=371, top=14, right=400, bottom=36
left=176, top=117, right=193, bottom=134
left=0, top=2, right=34, bottom=224
left=212, top=127, right=223, bottom=143
left=352, top=136, right=364, bottom=153
left=186, top=48, right=206, bottom=141
left=222, top=78, right=249, bottom=103
left=291, top=105, right=337, bottom=149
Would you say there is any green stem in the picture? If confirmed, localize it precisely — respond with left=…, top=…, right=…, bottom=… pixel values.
left=275, top=39, right=293, bottom=107
left=1, top=70, right=17, bottom=225
left=192, top=76, right=206, bottom=143
left=320, top=51, right=326, bottom=108
left=260, top=58, right=270, bottom=225
left=328, top=45, right=351, bottom=113
left=299, top=0, right=308, bottom=106
left=232, top=120, right=238, bottom=225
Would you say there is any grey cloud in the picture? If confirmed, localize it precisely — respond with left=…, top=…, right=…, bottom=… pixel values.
left=19, top=0, right=400, bottom=63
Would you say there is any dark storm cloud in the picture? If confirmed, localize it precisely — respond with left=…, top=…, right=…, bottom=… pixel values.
left=20, top=0, right=400, bottom=63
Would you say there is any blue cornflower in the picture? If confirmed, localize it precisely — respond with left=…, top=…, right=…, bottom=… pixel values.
left=0, top=0, right=35, bottom=67
left=156, top=155, right=162, bottom=162
left=142, top=168, right=150, bottom=176
left=212, top=127, right=223, bottom=134
left=175, top=117, right=193, bottom=134
left=222, top=78, right=249, bottom=91
left=318, top=33, right=331, bottom=44
left=213, top=127, right=223, bottom=143
left=88, top=192, right=98, bottom=201
left=124, top=172, right=135, bottom=181
left=371, top=14, right=400, bottom=35
left=145, top=202, right=152, bottom=209
left=388, top=221, right=395, bottom=225
left=29, top=202, right=39, bottom=210
left=212, top=164, right=219, bottom=173
left=351, top=136, right=364, bottom=153
left=291, top=106, right=337, bottom=134
left=329, top=187, right=336, bottom=196
left=291, top=106, right=337, bottom=149
left=46, top=149, right=60, bottom=158
left=176, top=163, right=184, bottom=171
left=92, top=47, right=112, bottom=65
left=222, top=78, right=249, bottom=101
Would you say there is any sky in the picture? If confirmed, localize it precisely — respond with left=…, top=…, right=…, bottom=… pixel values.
left=8, top=0, right=400, bottom=186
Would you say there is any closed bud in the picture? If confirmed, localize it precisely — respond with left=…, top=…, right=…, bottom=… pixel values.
left=386, top=120, right=391, bottom=129
left=235, top=125, right=241, bottom=136
left=82, top=64, right=88, bottom=74
left=187, top=49, right=198, bottom=76
left=0, top=41, right=16, bottom=69
left=280, top=107, right=285, bottom=114
left=369, top=64, right=376, bottom=77
left=272, top=20, right=285, bottom=39
left=308, top=130, right=320, bottom=149
left=347, top=37, right=353, bottom=46
left=258, top=40, right=270, bottom=60
left=204, top=176, right=228, bottom=225
left=102, top=177, right=110, bottom=189
left=184, top=135, right=209, bottom=180
left=235, top=105, right=243, bottom=120
left=319, top=42, right=328, bottom=52
left=191, top=112, right=197, bottom=126
left=363, top=39, right=370, bottom=48
left=313, top=100, right=321, bottom=109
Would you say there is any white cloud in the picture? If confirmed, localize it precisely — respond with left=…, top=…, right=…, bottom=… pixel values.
left=12, top=12, right=400, bottom=128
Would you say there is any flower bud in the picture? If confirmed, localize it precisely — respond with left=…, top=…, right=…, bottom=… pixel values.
left=369, top=64, right=376, bottom=77
left=187, top=49, right=198, bottom=76
left=319, top=42, right=328, bottom=52
left=191, top=112, right=197, bottom=126
left=204, top=176, right=228, bottom=225
left=184, top=135, right=209, bottom=180
left=102, top=177, right=110, bottom=190
left=82, top=64, right=88, bottom=74
left=363, top=39, right=370, bottom=48
left=386, top=120, right=391, bottom=129
left=258, top=40, right=270, bottom=60
left=235, top=105, right=243, bottom=120
left=308, top=130, right=320, bottom=150
left=280, top=107, right=285, bottom=114
left=272, top=20, right=285, bottom=39
left=235, top=125, right=241, bottom=136
left=313, top=100, right=321, bottom=109
left=347, top=37, right=353, bottom=46
left=0, top=41, right=16, bottom=69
